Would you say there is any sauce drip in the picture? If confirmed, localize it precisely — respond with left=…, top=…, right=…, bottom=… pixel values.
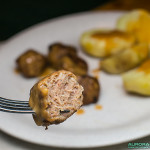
left=76, top=109, right=84, bottom=115
left=39, top=67, right=55, bottom=78
left=14, top=68, right=20, bottom=74
left=95, top=104, right=103, bottom=110
left=137, top=60, right=150, bottom=74
left=92, top=68, right=100, bottom=79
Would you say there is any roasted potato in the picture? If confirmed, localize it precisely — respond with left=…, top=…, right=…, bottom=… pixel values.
left=100, top=43, right=149, bottom=74
left=59, top=55, right=88, bottom=76
left=80, top=29, right=136, bottom=57
left=48, top=43, right=77, bottom=68
left=117, top=9, right=150, bottom=43
left=77, top=75, right=100, bottom=105
left=16, top=50, right=47, bottom=77
left=122, top=59, right=150, bottom=96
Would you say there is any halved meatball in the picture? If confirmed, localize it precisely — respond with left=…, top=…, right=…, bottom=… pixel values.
left=77, top=75, right=100, bottom=105
left=16, top=50, right=46, bottom=77
left=48, top=43, right=77, bottom=68
left=29, top=70, right=83, bottom=127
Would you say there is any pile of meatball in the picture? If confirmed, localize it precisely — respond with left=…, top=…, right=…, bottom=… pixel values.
left=16, top=43, right=100, bottom=105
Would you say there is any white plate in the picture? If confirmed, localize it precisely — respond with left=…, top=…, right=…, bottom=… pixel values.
left=0, top=11, right=150, bottom=148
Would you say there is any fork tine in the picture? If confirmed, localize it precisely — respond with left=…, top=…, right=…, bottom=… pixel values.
left=0, top=103, right=31, bottom=109
left=0, top=97, right=29, bottom=104
left=0, top=97, right=34, bottom=113
left=0, top=104, right=34, bottom=113
left=0, top=107, right=34, bottom=113
left=0, top=100, right=29, bottom=106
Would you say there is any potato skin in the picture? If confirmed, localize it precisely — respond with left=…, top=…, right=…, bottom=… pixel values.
left=116, top=9, right=150, bottom=43
left=16, top=50, right=47, bottom=77
left=122, top=59, right=150, bottom=96
left=100, top=43, right=149, bottom=74
left=77, top=75, right=100, bottom=105
left=80, top=29, right=135, bottom=58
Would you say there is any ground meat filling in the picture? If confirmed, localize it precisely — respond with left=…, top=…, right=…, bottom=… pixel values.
left=44, top=72, right=82, bottom=120
left=30, top=70, right=83, bottom=127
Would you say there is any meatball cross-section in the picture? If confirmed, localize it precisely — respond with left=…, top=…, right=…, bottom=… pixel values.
left=29, top=70, right=84, bottom=127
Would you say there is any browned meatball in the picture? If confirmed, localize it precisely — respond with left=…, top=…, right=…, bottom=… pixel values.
left=48, top=43, right=88, bottom=75
left=48, top=43, right=77, bottom=68
left=29, top=70, right=83, bottom=127
left=16, top=50, right=47, bottom=77
left=59, top=55, right=88, bottom=75
left=77, top=75, right=100, bottom=105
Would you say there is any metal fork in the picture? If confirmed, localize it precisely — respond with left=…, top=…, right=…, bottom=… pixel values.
left=0, top=97, right=34, bottom=113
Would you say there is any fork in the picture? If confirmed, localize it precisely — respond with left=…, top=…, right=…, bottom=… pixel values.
left=0, top=97, right=34, bottom=113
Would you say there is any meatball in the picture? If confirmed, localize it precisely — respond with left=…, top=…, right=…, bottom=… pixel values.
left=48, top=43, right=77, bottom=68
left=77, top=75, right=100, bottom=105
left=59, top=55, right=88, bottom=75
left=16, top=50, right=46, bottom=77
left=29, top=70, right=83, bottom=127
left=48, top=43, right=88, bottom=75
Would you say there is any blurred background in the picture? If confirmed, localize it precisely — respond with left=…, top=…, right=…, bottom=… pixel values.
left=1, top=0, right=150, bottom=41
left=0, top=0, right=107, bottom=40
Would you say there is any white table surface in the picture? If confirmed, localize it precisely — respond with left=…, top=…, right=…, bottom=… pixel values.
left=0, top=42, right=150, bottom=150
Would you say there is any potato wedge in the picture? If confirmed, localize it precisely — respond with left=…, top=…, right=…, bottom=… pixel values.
left=117, top=9, right=150, bottom=43
left=80, top=29, right=135, bottom=57
left=100, top=43, right=149, bottom=74
left=122, top=59, right=150, bottom=96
